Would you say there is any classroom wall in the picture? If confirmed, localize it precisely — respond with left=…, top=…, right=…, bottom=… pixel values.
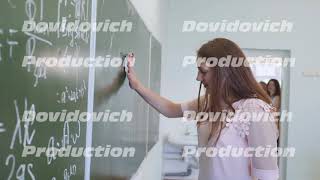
left=161, top=0, right=320, bottom=179
left=130, top=0, right=168, bottom=45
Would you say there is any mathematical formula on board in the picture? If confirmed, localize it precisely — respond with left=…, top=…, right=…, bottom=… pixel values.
left=0, top=0, right=91, bottom=87
left=0, top=0, right=92, bottom=179
left=3, top=97, right=81, bottom=180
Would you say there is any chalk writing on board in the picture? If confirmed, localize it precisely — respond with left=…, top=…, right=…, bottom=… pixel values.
left=33, top=63, right=47, bottom=87
left=25, top=36, right=36, bottom=72
left=62, top=120, right=81, bottom=148
left=5, top=154, right=36, bottom=180
left=5, top=99, right=36, bottom=180
left=57, top=0, right=90, bottom=43
left=64, top=164, right=77, bottom=180
left=10, top=99, right=36, bottom=150
left=47, top=136, right=57, bottom=165
left=7, top=29, right=18, bottom=60
left=0, top=28, right=20, bottom=62
left=45, top=119, right=81, bottom=165
left=1, top=0, right=91, bottom=178
left=24, top=36, right=49, bottom=88
left=57, top=80, right=87, bottom=104
left=25, top=0, right=36, bottom=21
left=24, top=32, right=53, bottom=46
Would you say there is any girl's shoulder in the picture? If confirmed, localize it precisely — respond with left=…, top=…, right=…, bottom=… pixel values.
left=234, top=98, right=274, bottom=112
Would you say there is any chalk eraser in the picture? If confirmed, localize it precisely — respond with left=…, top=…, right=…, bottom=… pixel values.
left=123, top=57, right=129, bottom=73
left=123, top=53, right=135, bottom=73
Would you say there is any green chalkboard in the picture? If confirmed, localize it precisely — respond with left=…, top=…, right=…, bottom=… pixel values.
left=91, top=0, right=161, bottom=179
left=0, top=0, right=91, bottom=179
left=148, top=36, right=161, bottom=150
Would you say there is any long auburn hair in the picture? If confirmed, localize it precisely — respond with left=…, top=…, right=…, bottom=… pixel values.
left=196, top=38, right=272, bottom=144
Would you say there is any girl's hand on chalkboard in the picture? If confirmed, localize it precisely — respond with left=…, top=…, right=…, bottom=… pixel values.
left=126, top=57, right=141, bottom=90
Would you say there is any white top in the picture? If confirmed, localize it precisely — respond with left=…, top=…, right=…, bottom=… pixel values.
left=181, top=97, right=279, bottom=180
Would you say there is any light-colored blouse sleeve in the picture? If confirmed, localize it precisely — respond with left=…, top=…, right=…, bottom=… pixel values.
left=243, top=99, right=279, bottom=180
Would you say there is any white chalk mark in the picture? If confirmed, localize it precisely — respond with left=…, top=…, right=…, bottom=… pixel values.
left=25, top=0, right=37, bottom=21
left=62, top=121, right=70, bottom=147
left=63, top=46, right=69, bottom=57
left=107, top=32, right=114, bottom=54
left=33, top=64, right=47, bottom=87
left=24, top=32, right=53, bottom=46
left=5, top=154, right=15, bottom=180
left=0, top=29, right=2, bottom=61
left=74, top=0, right=81, bottom=18
left=57, top=0, right=63, bottom=38
left=86, top=0, right=89, bottom=21
left=64, top=164, right=77, bottom=179
left=80, top=0, right=86, bottom=20
left=10, top=99, right=36, bottom=149
left=40, top=0, right=44, bottom=20
left=7, top=40, right=18, bottom=59
left=0, top=43, right=2, bottom=62
left=9, top=29, right=18, bottom=34
left=57, top=80, right=86, bottom=104
left=99, top=0, right=105, bottom=16
left=8, top=0, right=16, bottom=8
left=10, top=100, right=22, bottom=149
left=0, top=122, right=6, bottom=133
left=126, top=0, right=135, bottom=16
left=47, top=136, right=56, bottom=165
left=25, top=37, right=36, bottom=72
left=71, top=121, right=81, bottom=144
left=7, top=29, right=18, bottom=59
